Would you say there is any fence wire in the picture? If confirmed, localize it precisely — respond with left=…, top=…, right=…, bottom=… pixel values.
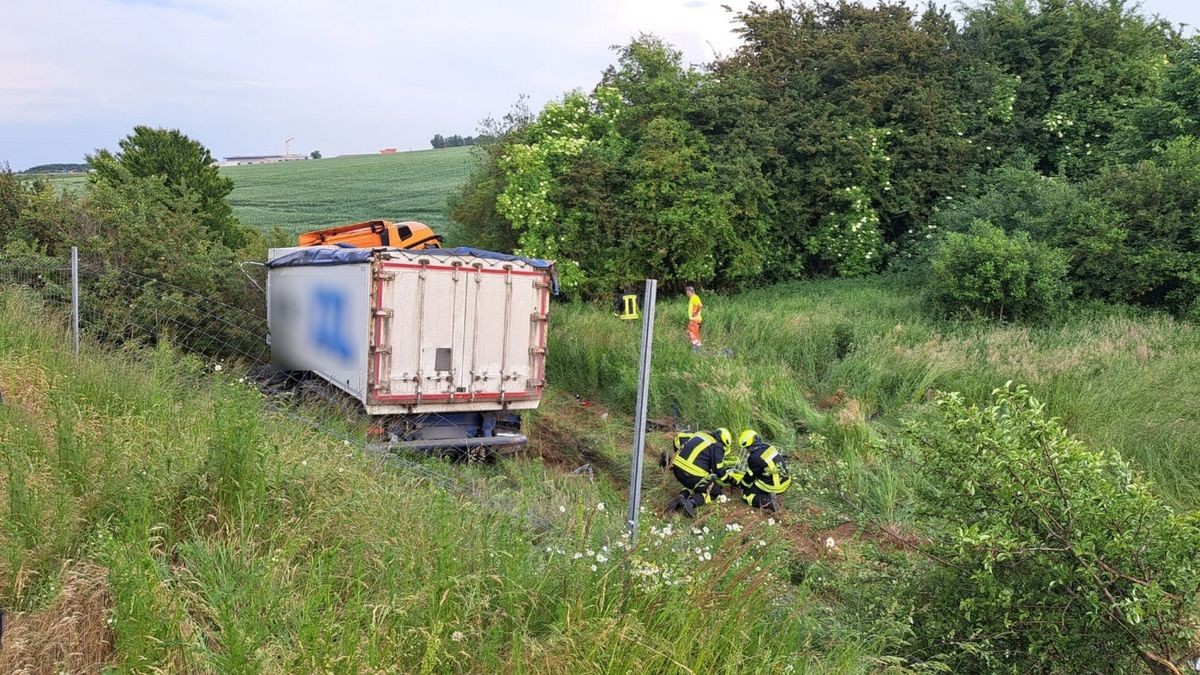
left=0, top=250, right=569, bottom=539
left=0, top=256, right=72, bottom=309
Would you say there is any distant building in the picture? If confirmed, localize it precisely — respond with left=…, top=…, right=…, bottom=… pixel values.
left=379, top=148, right=398, bottom=155
left=219, top=154, right=307, bottom=167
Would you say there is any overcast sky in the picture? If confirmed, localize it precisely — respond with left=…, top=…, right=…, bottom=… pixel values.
left=1, top=0, right=1196, bottom=170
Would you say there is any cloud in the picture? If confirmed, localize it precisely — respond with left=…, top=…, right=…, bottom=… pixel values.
left=105, top=0, right=230, bottom=20
left=0, top=0, right=752, bottom=168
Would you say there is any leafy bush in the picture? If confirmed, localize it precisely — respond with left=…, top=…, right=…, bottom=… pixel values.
left=931, top=164, right=1112, bottom=245
left=88, top=126, right=243, bottom=249
left=901, top=385, right=1200, bottom=673
left=1, top=130, right=267, bottom=362
left=931, top=165, right=1130, bottom=303
left=929, top=221, right=1069, bottom=320
left=1084, top=137, right=1200, bottom=315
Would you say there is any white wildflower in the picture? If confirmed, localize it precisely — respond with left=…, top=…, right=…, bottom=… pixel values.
left=559, top=505, right=566, bottom=513
left=213, top=364, right=223, bottom=372
left=725, top=523, right=743, bottom=533
left=595, top=502, right=605, bottom=512
left=591, top=564, right=598, bottom=572
left=825, top=537, right=837, bottom=550
left=452, top=631, right=465, bottom=642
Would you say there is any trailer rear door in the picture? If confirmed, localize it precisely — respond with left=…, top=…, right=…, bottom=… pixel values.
left=373, top=254, right=548, bottom=410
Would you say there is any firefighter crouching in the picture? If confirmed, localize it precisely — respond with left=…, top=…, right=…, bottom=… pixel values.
left=736, top=429, right=791, bottom=513
left=667, top=428, right=737, bottom=518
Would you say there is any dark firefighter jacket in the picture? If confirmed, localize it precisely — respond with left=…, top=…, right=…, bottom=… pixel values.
left=672, top=431, right=730, bottom=481
left=744, top=439, right=791, bottom=494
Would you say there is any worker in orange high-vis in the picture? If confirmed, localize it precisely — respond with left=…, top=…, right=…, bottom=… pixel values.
left=685, top=285, right=703, bottom=352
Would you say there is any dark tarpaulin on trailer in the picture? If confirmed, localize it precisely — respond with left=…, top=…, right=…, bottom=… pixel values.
left=267, top=246, right=559, bottom=293
left=266, top=246, right=373, bottom=268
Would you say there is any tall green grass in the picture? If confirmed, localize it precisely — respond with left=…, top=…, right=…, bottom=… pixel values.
left=549, top=276, right=1200, bottom=513
left=0, top=288, right=886, bottom=673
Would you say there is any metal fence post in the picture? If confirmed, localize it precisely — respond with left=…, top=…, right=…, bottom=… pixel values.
left=70, top=246, right=79, bottom=358
left=627, top=279, right=657, bottom=544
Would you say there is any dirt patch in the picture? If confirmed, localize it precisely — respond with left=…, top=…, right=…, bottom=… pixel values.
left=0, top=562, right=114, bottom=674
left=834, top=398, right=866, bottom=427
left=877, top=522, right=928, bottom=550
left=777, top=519, right=926, bottom=558
left=771, top=520, right=861, bottom=557
left=817, top=388, right=847, bottom=410
left=524, top=397, right=626, bottom=480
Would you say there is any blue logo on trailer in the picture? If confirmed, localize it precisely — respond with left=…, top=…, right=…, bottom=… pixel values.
left=310, top=287, right=355, bottom=362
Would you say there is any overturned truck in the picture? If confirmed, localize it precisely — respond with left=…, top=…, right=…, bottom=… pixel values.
left=266, top=244, right=556, bottom=455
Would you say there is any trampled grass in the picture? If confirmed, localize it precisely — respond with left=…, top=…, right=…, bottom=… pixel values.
left=0, top=288, right=883, bottom=673
left=222, top=147, right=476, bottom=243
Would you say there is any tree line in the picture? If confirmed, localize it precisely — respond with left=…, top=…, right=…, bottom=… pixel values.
left=429, top=134, right=492, bottom=149
left=451, top=0, right=1200, bottom=319
left=21, top=163, right=89, bottom=174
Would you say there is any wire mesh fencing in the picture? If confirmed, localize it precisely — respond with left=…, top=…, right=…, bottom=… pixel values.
left=0, top=252, right=73, bottom=313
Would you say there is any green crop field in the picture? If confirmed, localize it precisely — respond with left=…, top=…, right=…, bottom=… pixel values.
left=222, top=147, right=477, bottom=243
left=26, top=173, right=88, bottom=193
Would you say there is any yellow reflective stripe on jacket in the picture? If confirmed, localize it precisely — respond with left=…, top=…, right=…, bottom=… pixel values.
left=754, top=446, right=791, bottom=494
left=673, top=432, right=696, bottom=451
left=672, top=434, right=715, bottom=478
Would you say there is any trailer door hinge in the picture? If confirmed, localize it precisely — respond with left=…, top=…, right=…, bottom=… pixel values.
left=374, top=271, right=396, bottom=281
left=373, top=309, right=394, bottom=318
left=529, top=346, right=547, bottom=355
left=530, top=312, right=548, bottom=322
left=370, top=345, right=392, bottom=354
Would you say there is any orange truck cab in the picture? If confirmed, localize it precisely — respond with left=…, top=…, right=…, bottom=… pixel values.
left=297, top=220, right=443, bottom=250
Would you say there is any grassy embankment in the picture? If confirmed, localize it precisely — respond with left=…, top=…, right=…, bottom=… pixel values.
left=222, top=147, right=475, bottom=242
left=0, top=288, right=882, bottom=673
left=547, top=275, right=1200, bottom=528
left=4, top=269, right=1198, bottom=671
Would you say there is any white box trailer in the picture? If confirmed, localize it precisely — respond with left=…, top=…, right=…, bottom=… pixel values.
left=266, top=245, right=555, bottom=450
